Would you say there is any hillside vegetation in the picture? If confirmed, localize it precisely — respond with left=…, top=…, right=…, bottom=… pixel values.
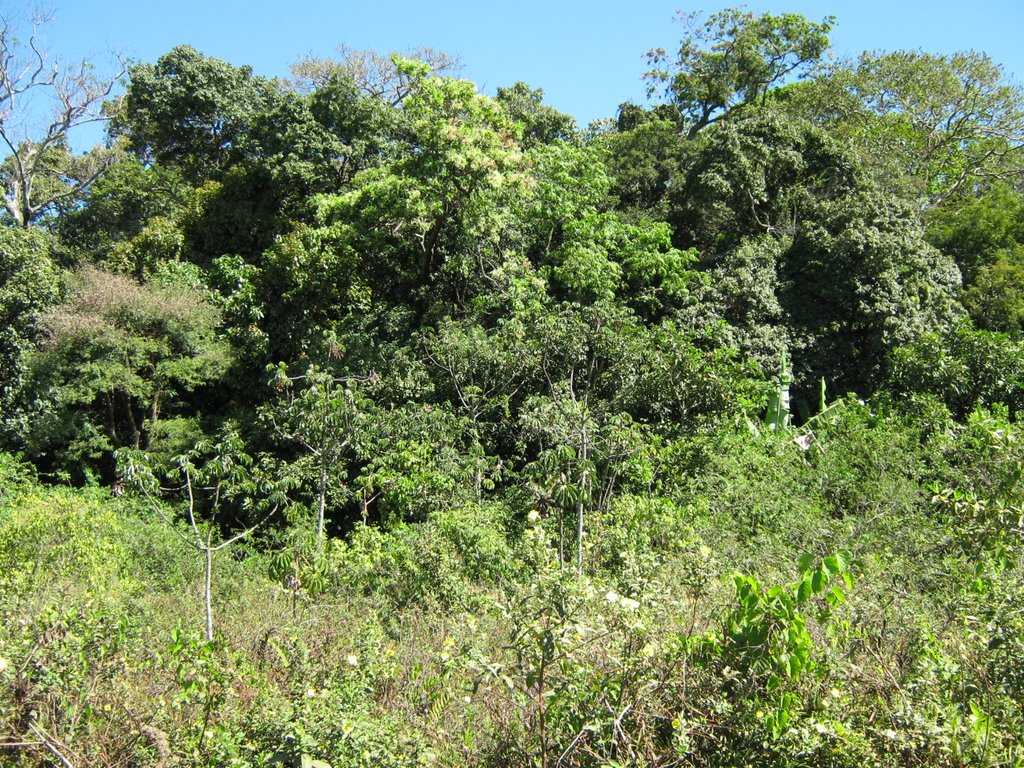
left=2, top=9, right=1024, bottom=767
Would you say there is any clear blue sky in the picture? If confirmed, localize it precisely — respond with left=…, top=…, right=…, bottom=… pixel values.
left=11, top=0, right=1024, bottom=142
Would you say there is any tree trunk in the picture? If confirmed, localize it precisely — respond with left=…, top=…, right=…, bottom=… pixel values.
left=204, top=533, right=214, bottom=642
left=317, top=459, right=327, bottom=543
left=577, top=426, right=588, bottom=577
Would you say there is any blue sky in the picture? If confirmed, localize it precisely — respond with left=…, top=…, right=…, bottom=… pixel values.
left=13, top=0, right=1024, bottom=144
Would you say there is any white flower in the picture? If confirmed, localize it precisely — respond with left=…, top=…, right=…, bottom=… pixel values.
left=0, top=657, right=8, bottom=673
left=620, top=597, right=640, bottom=611
left=605, top=590, right=620, bottom=603
left=346, top=654, right=359, bottom=667
left=527, top=510, right=541, bottom=522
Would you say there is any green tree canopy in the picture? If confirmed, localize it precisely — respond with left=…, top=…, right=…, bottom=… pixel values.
left=23, top=266, right=231, bottom=478
left=645, top=8, right=834, bottom=139
left=115, top=45, right=281, bottom=183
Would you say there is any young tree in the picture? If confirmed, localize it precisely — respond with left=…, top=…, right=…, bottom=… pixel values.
left=0, top=12, right=124, bottom=227
left=119, top=433, right=285, bottom=641
left=264, top=361, right=370, bottom=542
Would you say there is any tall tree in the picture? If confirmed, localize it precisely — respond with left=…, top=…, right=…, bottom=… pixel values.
left=801, top=51, right=1024, bottom=205
left=645, top=8, right=833, bottom=139
left=289, top=44, right=460, bottom=104
left=114, top=45, right=279, bottom=183
left=0, top=12, right=124, bottom=227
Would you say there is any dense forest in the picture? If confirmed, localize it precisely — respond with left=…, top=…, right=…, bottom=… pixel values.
left=3, top=8, right=1024, bottom=766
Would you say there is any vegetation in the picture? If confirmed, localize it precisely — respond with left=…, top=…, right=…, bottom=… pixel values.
left=2, top=7, right=1024, bottom=766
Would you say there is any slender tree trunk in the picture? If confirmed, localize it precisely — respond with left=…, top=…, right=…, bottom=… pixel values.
left=577, top=426, right=588, bottom=577
left=147, top=388, right=161, bottom=449
left=317, top=459, right=327, bottom=544
left=120, top=390, right=141, bottom=449
left=204, top=532, right=214, bottom=642
left=558, top=508, right=565, bottom=568
left=105, top=391, right=118, bottom=445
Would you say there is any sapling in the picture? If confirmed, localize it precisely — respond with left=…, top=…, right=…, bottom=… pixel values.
left=117, top=431, right=286, bottom=640
left=264, top=359, right=369, bottom=544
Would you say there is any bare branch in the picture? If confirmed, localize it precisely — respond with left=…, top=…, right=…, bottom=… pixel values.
left=212, top=504, right=279, bottom=551
left=288, top=43, right=461, bottom=104
left=0, top=13, right=125, bottom=226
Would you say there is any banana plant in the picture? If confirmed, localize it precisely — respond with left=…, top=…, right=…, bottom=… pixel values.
left=764, top=348, right=792, bottom=431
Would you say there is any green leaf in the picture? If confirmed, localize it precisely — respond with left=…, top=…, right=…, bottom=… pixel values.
left=836, top=549, right=852, bottom=572
left=795, top=576, right=812, bottom=603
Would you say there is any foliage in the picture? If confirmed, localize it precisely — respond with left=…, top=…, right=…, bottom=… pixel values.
left=22, top=266, right=231, bottom=478
left=598, top=104, right=686, bottom=214
left=645, top=8, right=834, bottom=138
left=264, top=361, right=371, bottom=540
left=4, top=10, right=1024, bottom=767
left=115, top=45, right=280, bottom=183
left=889, top=326, right=1024, bottom=419
left=0, top=227, right=60, bottom=445
left=668, top=110, right=861, bottom=249
left=781, top=189, right=963, bottom=396
left=814, top=50, right=1024, bottom=205
left=55, top=159, right=188, bottom=268
left=925, top=183, right=1024, bottom=285
left=496, top=82, right=578, bottom=148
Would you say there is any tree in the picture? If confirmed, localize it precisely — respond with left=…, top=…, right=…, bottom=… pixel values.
left=119, top=432, right=285, bottom=640
left=289, top=44, right=460, bottom=104
left=925, top=183, right=1024, bottom=284
left=666, top=110, right=861, bottom=251
left=645, top=9, right=833, bottom=139
left=808, top=51, right=1024, bottom=205
left=0, top=12, right=124, bottom=227
left=24, top=266, right=231, bottom=477
left=598, top=103, right=686, bottom=214
left=676, top=234, right=790, bottom=376
left=495, top=82, right=578, bottom=148
left=264, top=361, right=369, bottom=542
left=115, top=45, right=279, bottom=183
left=781, top=190, right=964, bottom=396
left=308, top=62, right=528, bottom=315
left=667, top=111, right=962, bottom=397
left=0, top=227, right=60, bottom=445
left=963, top=254, right=1024, bottom=339
left=55, top=158, right=189, bottom=269
left=889, top=326, right=1024, bottom=418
